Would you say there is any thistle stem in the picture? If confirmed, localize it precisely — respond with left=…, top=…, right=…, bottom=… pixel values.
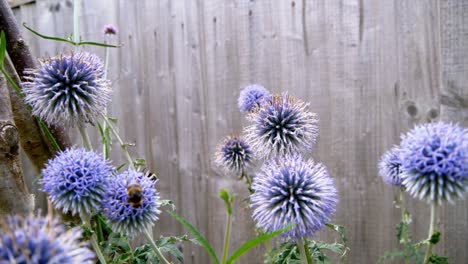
left=296, top=238, right=312, bottom=264
left=423, top=203, right=437, bottom=264
left=101, top=114, right=135, bottom=170
left=81, top=214, right=107, bottom=264
left=221, top=213, right=232, bottom=264
left=78, top=124, right=93, bottom=151
left=101, top=37, right=110, bottom=159
left=143, top=228, right=171, bottom=264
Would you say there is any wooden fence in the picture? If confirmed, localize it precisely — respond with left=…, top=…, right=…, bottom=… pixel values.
left=12, top=0, right=467, bottom=263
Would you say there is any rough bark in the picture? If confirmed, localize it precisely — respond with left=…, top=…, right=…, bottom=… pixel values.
left=0, top=72, right=34, bottom=215
left=0, top=0, right=71, bottom=153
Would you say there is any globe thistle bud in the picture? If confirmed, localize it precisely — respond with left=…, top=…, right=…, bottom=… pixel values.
left=245, top=94, right=319, bottom=159
left=251, top=156, right=338, bottom=239
left=41, top=148, right=113, bottom=216
left=238, top=84, right=271, bottom=112
left=400, top=122, right=467, bottom=204
left=103, top=24, right=118, bottom=35
left=378, top=146, right=403, bottom=186
left=214, top=135, right=253, bottom=175
left=0, top=214, right=95, bottom=263
left=23, top=52, right=111, bottom=127
left=101, top=170, right=161, bottom=236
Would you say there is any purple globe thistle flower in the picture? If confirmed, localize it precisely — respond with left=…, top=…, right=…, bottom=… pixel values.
left=41, top=148, right=113, bottom=216
left=101, top=170, right=161, bottom=236
left=0, top=214, right=95, bottom=263
left=103, top=24, right=118, bottom=35
left=214, top=135, right=254, bottom=174
left=400, top=122, right=467, bottom=204
left=238, top=84, right=272, bottom=112
left=378, top=146, right=403, bottom=186
left=23, top=52, right=111, bottom=127
left=245, top=94, right=319, bottom=159
left=250, top=156, right=338, bottom=239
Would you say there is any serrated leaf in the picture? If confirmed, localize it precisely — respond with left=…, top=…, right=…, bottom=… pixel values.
left=226, top=225, right=292, bottom=264
left=168, top=211, right=219, bottom=264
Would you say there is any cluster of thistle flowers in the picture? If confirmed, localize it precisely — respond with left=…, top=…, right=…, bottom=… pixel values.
left=378, top=122, right=467, bottom=204
left=0, top=38, right=162, bottom=262
left=215, top=84, right=338, bottom=241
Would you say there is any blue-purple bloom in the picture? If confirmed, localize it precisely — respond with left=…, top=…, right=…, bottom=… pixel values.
left=41, top=148, right=113, bottom=216
left=250, top=156, right=338, bottom=239
left=215, top=135, right=253, bottom=174
left=23, top=52, right=111, bottom=127
left=245, top=94, right=319, bottom=159
left=238, top=84, right=271, bottom=112
left=103, top=24, right=118, bottom=35
left=400, top=122, right=467, bottom=204
left=0, top=214, right=95, bottom=263
left=378, top=146, right=403, bottom=186
left=101, top=170, right=161, bottom=236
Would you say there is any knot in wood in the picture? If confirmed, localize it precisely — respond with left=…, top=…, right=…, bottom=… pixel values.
left=0, top=122, right=19, bottom=156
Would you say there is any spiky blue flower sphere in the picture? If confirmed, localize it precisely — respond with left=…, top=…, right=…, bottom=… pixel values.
left=238, top=84, right=271, bottom=112
left=101, top=170, right=161, bottom=236
left=0, top=214, right=95, bottom=263
left=23, top=52, right=111, bottom=127
left=400, top=122, right=467, bottom=204
left=251, top=156, right=338, bottom=239
left=378, top=146, right=403, bottom=186
left=215, top=135, right=253, bottom=174
left=245, top=94, right=319, bottom=159
left=41, top=148, right=113, bottom=216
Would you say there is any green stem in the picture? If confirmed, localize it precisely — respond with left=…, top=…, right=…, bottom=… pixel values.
left=143, top=228, right=171, bottom=264
left=423, top=203, right=437, bottom=264
left=296, top=238, right=309, bottom=264
left=0, top=66, right=23, bottom=97
left=221, top=213, right=232, bottom=264
left=78, top=124, right=93, bottom=151
left=81, top=214, right=107, bottom=264
left=102, top=38, right=110, bottom=159
left=303, top=239, right=313, bottom=264
left=399, top=188, right=409, bottom=264
left=101, top=114, right=134, bottom=169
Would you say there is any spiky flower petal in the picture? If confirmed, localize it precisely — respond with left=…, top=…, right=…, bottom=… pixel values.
left=215, top=135, right=253, bottom=174
left=41, top=148, right=113, bottom=216
left=0, top=214, right=95, bottom=263
left=400, top=122, right=467, bottom=204
left=23, top=52, right=111, bottom=127
left=101, top=170, right=161, bottom=236
left=245, top=94, right=319, bottom=159
left=238, top=84, right=272, bottom=112
left=378, top=146, right=403, bottom=186
left=251, top=156, right=338, bottom=239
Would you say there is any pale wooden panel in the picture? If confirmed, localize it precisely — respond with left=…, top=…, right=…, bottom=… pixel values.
left=12, top=0, right=468, bottom=263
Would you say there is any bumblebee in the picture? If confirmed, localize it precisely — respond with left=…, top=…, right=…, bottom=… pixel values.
left=127, top=184, right=143, bottom=208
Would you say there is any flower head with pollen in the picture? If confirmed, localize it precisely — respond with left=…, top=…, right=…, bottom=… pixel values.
left=41, top=148, right=113, bottom=216
left=101, top=170, right=161, bottom=236
left=238, top=84, right=272, bottom=112
left=378, top=146, right=403, bottom=187
left=245, top=94, right=319, bottom=159
left=400, top=122, right=467, bottom=204
left=0, top=214, right=95, bottom=263
left=23, top=52, right=111, bottom=127
left=250, top=156, right=338, bottom=239
left=215, top=135, right=254, bottom=174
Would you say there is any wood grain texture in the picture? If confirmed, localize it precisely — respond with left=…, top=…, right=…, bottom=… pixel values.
left=12, top=0, right=467, bottom=263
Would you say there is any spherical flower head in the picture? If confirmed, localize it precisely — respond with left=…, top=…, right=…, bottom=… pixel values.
left=245, top=94, right=319, bottom=159
left=103, top=24, right=118, bottom=35
left=215, top=135, right=254, bottom=174
left=23, top=52, right=111, bottom=127
left=250, top=156, right=338, bottom=239
left=378, top=146, right=403, bottom=186
left=238, top=84, right=272, bottom=112
left=0, top=214, right=95, bottom=263
left=101, top=170, right=161, bottom=236
left=41, top=148, right=113, bottom=216
left=400, top=122, right=467, bottom=204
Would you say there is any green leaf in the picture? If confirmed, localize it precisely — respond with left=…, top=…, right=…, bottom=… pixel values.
left=78, top=41, right=120, bottom=48
left=0, top=31, right=6, bottom=67
left=429, top=254, right=449, bottom=264
left=23, top=23, right=77, bottom=45
left=37, top=118, right=61, bottom=151
left=429, top=230, right=441, bottom=245
left=226, top=225, right=293, bottom=264
left=218, top=189, right=234, bottom=216
left=168, top=211, right=219, bottom=264
left=134, top=158, right=146, bottom=168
